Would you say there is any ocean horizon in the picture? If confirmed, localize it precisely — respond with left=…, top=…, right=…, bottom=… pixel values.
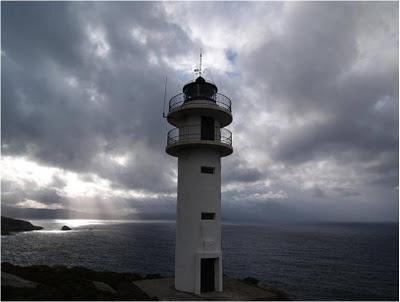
left=1, top=219, right=398, bottom=300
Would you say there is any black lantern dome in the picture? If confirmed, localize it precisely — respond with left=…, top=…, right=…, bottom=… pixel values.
left=182, top=76, right=218, bottom=102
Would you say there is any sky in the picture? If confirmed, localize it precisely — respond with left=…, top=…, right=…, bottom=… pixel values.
left=1, top=1, right=399, bottom=222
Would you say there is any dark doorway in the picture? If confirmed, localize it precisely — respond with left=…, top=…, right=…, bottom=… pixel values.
left=201, top=116, right=215, bottom=140
left=201, top=258, right=215, bottom=292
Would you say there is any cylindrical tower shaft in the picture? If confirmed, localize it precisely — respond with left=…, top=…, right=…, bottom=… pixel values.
left=175, top=148, right=222, bottom=293
left=165, top=75, right=233, bottom=295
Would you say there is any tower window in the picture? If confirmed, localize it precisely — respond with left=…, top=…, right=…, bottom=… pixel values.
left=201, top=212, right=215, bottom=220
left=201, top=166, right=215, bottom=174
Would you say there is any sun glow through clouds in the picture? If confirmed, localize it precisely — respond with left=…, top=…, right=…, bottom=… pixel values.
left=1, top=156, right=175, bottom=212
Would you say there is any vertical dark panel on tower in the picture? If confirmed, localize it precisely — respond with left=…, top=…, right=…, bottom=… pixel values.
left=201, top=116, right=215, bottom=140
left=201, top=258, right=215, bottom=292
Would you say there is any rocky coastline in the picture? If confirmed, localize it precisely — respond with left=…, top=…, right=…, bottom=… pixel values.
left=1, top=262, right=290, bottom=301
left=1, top=216, right=43, bottom=235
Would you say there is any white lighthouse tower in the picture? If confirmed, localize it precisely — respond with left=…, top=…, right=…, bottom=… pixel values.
left=165, top=62, right=233, bottom=294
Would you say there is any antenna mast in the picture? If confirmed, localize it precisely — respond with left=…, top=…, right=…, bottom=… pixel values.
left=194, top=49, right=203, bottom=77
left=162, top=76, right=168, bottom=118
left=199, top=50, right=202, bottom=76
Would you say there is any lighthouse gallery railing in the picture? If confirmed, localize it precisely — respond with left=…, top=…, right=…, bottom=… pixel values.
left=168, top=93, right=232, bottom=112
left=167, top=126, right=232, bottom=147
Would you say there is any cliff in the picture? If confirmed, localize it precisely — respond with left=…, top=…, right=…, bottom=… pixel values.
left=1, top=216, right=43, bottom=235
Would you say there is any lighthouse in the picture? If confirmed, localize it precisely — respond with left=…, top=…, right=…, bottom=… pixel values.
left=165, top=63, right=233, bottom=294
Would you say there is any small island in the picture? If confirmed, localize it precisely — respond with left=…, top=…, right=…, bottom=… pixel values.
left=1, top=216, right=43, bottom=235
left=61, top=225, right=71, bottom=231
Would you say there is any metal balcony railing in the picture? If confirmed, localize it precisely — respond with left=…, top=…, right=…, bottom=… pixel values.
left=168, top=93, right=232, bottom=113
left=167, top=125, right=232, bottom=147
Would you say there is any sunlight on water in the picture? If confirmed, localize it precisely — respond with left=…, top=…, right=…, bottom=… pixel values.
left=35, top=230, right=78, bottom=234
left=54, top=219, right=106, bottom=228
left=29, top=219, right=173, bottom=231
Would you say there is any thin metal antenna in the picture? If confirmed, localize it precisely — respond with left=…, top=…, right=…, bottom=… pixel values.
left=162, top=76, right=168, bottom=118
left=199, top=50, right=202, bottom=76
left=194, top=49, right=203, bottom=77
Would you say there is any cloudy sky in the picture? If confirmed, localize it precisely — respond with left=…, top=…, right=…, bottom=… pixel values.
left=2, top=2, right=398, bottom=222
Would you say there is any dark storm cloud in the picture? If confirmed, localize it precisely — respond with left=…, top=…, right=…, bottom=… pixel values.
left=222, top=156, right=264, bottom=184
left=1, top=2, right=398, bottom=222
left=2, top=2, right=188, bottom=194
left=239, top=2, right=398, bottom=188
left=2, top=2, right=85, bottom=71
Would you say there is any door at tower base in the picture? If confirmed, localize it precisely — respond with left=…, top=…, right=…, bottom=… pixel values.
left=201, top=258, right=215, bottom=292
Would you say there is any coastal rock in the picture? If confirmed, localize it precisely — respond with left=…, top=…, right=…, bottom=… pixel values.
left=1, top=216, right=43, bottom=235
left=92, top=281, right=117, bottom=294
left=1, top=263, right=152, bottom=300
left=61, top=225, right=71, bottom=231
left=1, top=272, right=38, bottom=288
left=243, top=277, right=259, bottom=285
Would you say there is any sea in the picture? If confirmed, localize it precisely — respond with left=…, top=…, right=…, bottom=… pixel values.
left=1, top=220, right=398, bottom=301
